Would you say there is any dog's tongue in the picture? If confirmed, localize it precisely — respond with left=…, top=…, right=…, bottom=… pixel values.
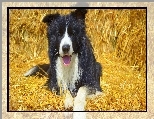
left=62, top=55, right=71, bottom=66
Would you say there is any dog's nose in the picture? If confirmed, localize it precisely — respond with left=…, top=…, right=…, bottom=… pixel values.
left=62, top=44, right=70, bottom=54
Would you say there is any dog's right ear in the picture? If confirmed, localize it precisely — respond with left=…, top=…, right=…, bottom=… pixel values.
left=42, top=14, right=60, bottom=24
left=71, top=9, right=87, bottom=19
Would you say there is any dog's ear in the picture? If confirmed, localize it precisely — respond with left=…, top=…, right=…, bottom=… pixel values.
left=71, top=9, right=87, bottom=20
left=42, top=14, right=60, bottom=24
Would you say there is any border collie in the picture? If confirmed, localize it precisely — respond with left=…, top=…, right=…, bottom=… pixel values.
left=24, top=9, right=102, bottom=112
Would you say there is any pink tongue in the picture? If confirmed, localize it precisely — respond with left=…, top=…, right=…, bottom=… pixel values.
left=62, top=55, right=71, bottom=65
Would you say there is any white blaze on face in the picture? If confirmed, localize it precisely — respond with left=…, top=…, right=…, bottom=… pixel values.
left=59, top=26, right=73, bottom=66
left=59, top=27, right=73, bottom=56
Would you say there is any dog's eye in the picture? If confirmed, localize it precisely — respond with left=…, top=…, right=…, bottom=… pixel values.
left=67, top=27, right=76, bottom=36
left=57, top=32, right=61, bottom=36
left=72, top=30, right=76, bottom=36
left=57, top=27, right=63, bottom=36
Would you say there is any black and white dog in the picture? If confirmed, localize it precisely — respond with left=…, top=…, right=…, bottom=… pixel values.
left=25, top=9, right=102, bottom=112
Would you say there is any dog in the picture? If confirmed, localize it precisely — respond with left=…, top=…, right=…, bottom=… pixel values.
left=24, top=9, right=102, bottom=112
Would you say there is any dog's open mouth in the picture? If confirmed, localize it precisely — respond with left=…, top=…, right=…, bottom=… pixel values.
left=62, top=55, right=71, bottom=66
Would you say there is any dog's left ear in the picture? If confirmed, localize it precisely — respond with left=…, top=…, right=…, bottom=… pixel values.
left=71, top=9, right=87, bottom=20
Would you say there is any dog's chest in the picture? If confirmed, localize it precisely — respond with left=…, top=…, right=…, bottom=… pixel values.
left=56, top=54, right=81, bottom=92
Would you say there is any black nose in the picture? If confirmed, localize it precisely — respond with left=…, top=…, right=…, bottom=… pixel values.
left=62, top=44, right=70, bottom=54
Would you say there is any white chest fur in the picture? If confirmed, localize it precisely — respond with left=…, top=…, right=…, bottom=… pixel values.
left=56, top=54, right=81, bottom=94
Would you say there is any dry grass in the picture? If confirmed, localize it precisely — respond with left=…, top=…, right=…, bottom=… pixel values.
left=9, top=9, right=146, bottom=111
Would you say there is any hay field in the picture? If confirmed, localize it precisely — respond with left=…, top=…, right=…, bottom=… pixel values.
left=9, top=9, right=146, bottom=111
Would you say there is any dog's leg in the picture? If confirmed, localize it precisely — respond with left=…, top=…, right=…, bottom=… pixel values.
left=73, top=86, right=87, bottom=111
left=64, top=91, right=74, bottom=109
left=73, top=86, right=87, bottom=119
left=47, top=66, right=60, bottom=95
left=24, top=64, right=50, bottom=77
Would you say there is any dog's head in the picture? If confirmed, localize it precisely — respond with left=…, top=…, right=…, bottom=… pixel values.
left=42, top=9, right=87, bottom=66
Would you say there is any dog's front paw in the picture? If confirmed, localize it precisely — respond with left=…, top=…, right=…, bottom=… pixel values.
left=64, top=91, right=74, bottom=109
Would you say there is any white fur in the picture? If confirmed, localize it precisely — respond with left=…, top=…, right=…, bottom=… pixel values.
left=59, top=27, right=73, bottom=56
left=73, top=86, right=87, bottom=111
left=64, top=91, right=74, bottom=108
left=73, top=86, right=88, bottom=119
left=56, top=54, right=80, bottom=95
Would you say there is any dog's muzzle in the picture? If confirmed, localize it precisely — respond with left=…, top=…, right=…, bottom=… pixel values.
left=62, top=44, right=72, bottom=66
left=62, top=44, right=70, bottom=54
